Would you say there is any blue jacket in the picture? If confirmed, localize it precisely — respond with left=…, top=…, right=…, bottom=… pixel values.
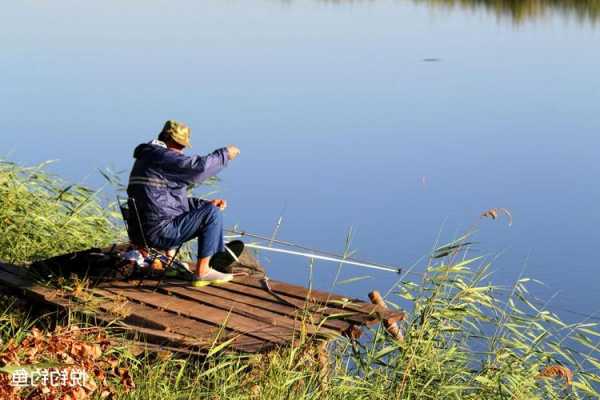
left=127, top=140, right=229, bottom=242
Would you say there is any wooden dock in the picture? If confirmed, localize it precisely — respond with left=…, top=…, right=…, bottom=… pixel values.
left=0, top=252, right=404, bottom=354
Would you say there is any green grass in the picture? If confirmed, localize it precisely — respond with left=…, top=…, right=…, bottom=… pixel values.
left=1, top=160, right=600, bottom=399
left=0, top=160, right=120, bottom=263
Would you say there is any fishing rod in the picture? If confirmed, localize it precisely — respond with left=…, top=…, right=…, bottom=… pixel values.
left=225, top=228, right=402, bottom=274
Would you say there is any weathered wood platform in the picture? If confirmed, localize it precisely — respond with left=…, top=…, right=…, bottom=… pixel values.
left=0, top=258, right=404, bottom=354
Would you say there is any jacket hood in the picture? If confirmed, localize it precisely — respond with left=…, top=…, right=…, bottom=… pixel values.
left=133, top=140, right=168, bottom=160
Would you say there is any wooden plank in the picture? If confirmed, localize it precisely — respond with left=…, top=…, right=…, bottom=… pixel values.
left=100, top=277, right=395, bottom=327
left=109, top=279, right=357, bottom=332
left=164, top=282, right=352, bottom=332
left=232, top=275, right=405, bottom=322
left=92, top=287, right=215, bottom=335
left=153, top=287, right=336, bottom=337
left=21, top=245, right=403, bottom=325
left=23, top=245, right=402, bottom=324
left=234, top=275, right=359, bottom=303
left=105, top=280, right=342, bottom=336
left=117, top=313, right=269, bottom=353
left=113, top=323, right=207, bottom=349
left=1, top=263, right=293, bottom=353
left=215, top=281, right=380, bottom=327
left=101, top=286, right=294, bottom=346
left=4, top=260, right=405, bottom=353
left=90, top=287, right=272, bottom=352
left=0, top=263, right=270, bottom=353
left=0, top=263, right=70, bottom=305
left=0, top=264, right=206, bottom=349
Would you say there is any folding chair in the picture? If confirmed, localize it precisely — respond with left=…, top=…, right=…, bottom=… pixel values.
left=116, top=196, right=193, bottom=285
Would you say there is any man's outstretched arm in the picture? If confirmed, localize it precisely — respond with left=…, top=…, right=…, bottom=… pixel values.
left=162, top=145, right=240, bottom=185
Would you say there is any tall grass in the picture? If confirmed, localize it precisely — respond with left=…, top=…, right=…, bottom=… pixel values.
left=109, top=250, right=600, bottom=399
left=1, top=160, right=600, bottom=399
left=348, top=247, right=600, bottom=399
left=0, top=160, right=120, bottom=263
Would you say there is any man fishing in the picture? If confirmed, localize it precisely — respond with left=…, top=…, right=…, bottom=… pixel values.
left=127, top=120, right=240, bottom=286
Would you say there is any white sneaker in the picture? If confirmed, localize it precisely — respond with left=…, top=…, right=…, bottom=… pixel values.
left=192, top=268, right=234, bottom=287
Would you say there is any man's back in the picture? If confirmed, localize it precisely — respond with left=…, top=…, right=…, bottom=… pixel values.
left=127, top=140, right=229, bottom=239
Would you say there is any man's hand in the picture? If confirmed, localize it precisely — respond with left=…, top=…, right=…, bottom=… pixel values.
left=210, top=199, right=227, bottom=211
left=227, top=145, right=240, bottom=161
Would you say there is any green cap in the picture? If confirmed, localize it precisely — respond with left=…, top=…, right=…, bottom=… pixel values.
left=160, top=120, right=191, bottom=148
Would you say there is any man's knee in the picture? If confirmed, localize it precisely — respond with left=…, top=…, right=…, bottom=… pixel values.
left=205, top=204, right=223, bottom=226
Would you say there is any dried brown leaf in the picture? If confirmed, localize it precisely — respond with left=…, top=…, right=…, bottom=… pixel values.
left=481, top=207, right=513, bottom=226
left=539, top=364, right=574, bottom=385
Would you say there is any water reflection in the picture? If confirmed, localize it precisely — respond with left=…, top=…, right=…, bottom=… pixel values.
left=418, top=0, right=600, bottom=23
left=316, top=0, right=600, bottom=24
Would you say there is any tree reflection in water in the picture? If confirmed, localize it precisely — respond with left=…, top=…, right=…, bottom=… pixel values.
left=418, top=0, right=599, bottom=23
left=314, top=0, right=600, bottom=24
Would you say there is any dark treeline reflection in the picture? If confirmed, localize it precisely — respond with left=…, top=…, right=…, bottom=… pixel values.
left=418, top=0, right=600, bottom=23
left=315, top=0, right=600, bottom=24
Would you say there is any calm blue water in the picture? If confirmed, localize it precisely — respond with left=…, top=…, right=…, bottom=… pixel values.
left=2, top=1, right=600, bottom=321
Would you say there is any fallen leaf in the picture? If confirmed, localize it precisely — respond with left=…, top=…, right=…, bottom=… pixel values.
left=539, top=364, right=573, bottom=385
left=481, top=207, right=513, bottom=226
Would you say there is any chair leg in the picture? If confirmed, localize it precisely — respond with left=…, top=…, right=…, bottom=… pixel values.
left=153, top=243, right=185, bottom=291
left=137, top=248, right=161, bottom=288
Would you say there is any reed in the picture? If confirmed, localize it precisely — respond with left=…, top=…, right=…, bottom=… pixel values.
left=1, top=161, right=599, bottom=399
left=347, top=243, right=600, bottom=399
left=0, top=160, right=120, bottom=264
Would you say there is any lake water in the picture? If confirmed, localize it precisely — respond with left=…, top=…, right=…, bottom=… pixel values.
left=2, top=1, right=599, bottom=322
